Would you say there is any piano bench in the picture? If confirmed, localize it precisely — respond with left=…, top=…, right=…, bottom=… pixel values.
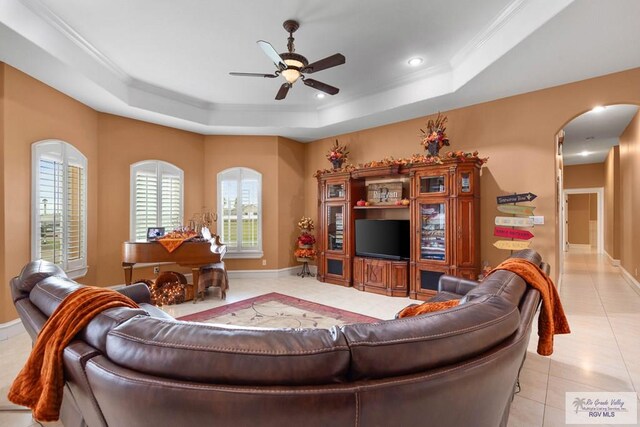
left=198, top=262, right=229, bottom=301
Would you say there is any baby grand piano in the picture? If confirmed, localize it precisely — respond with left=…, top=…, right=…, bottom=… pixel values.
left=122, top=236, right=226, bottom=301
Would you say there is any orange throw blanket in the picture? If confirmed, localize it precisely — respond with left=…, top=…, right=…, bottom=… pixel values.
left=397, top=299, right=461, bottom=318
left=396, top=258, right=570, bottom=356
left=8, top=287, right=139, bottom=422
left=490, top=258, right=570, bottom=356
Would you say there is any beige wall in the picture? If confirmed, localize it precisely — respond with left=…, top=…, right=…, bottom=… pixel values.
left=2, top=62, right=640, bottom=323
left=604, top=146, right=621, bottom=259
left=0, top=65, right=5, bottom=322
left=304, top=68, right=640, bottom=281
left=619, top=111, right=640, bottom=280
left=277, top=137, right=307, bottom=268
left=567, top=194, right=590, bottom=245
left=96, top=114, right=205, bottom=285
left=563, top=163, right=605, bottom=189
left=202, top=135, right=306, bottom=271
left=1, top=64, right=99, bottom=322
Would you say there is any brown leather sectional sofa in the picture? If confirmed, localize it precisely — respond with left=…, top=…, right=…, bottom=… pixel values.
left=10, top=250, right=547, bottom=427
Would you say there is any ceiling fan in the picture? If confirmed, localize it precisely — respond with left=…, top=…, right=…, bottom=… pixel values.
left=229, top=20, right=345, bottom=100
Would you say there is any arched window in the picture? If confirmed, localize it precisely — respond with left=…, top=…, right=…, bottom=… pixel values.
left=217, top=167, right=263, bottom=257
left=130, top=160, right=184, bottom=241
left=31, top=140, right=87, bottom=278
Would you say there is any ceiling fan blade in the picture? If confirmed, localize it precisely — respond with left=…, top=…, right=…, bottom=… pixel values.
left=257, top=40, right=286, bottom=71
left=301, top=53, right=345, bottom=74
left=275, top=83, right=290, bottom=100
left=229, top=72, right=278, bottom=78
left=303, top=78, right=339, bottom=95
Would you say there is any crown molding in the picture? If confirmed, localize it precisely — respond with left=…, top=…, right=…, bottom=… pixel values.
left=450, top=0, right=529, bottom=69
left=20, top=0, right=130, bottom=83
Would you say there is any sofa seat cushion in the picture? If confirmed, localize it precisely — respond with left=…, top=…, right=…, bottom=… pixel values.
left=341, top=295, right=520, bottom=380
left=106, top=317, right=351, bottom=386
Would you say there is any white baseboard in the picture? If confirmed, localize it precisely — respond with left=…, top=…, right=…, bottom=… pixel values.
left=620, top=266, right=640, bottom=294
left=604, top=250, right=621, bottom=266
left=0, top=318, right=26, bottom=341
left=227, top=265, right=315, bottom=280
left=569, top=244, right=591, bottom=249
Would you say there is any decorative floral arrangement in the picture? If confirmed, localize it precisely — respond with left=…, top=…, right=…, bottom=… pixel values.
left=295, top=248, right=317, bottom=259
left=297, top=216, right=315, bottom=231
left=297, top=233, right=316, bottom=246
left=314, top=151, right=487, bottom=177
left=420, top=112, right=450, bottom=156
left=326, top=140, right=350, bottom=170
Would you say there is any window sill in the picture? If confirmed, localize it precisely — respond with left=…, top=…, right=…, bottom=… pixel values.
left=225, top=251, right=264, bottom=259
left=67, top=267, right=88, bottom=280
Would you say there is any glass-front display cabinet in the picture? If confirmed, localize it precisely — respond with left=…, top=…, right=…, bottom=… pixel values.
left=326, top=205, right=345, bottom=252
left=419, top=202, right=447, bottom=262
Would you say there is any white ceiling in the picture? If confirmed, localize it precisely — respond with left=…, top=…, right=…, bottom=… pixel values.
left=562, top=105, right=638, bottom=166
left=0, top=0, right=639, bottom=141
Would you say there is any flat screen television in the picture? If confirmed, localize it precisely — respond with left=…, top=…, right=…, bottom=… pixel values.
left=355, top=219, right=410, bottom=260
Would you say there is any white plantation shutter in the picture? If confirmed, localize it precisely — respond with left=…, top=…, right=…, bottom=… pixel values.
left=161, top=171, right=182, bottom=229
left=217, top=167, right=262, bottom=257
left=32, top=141, right=87, bottom=277
left=131, top=161, right=183, bottom=241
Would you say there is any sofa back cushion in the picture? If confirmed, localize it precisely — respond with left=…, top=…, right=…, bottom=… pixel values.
left=461, top=249, right=542, bottom=306
left=11, top=259, right=67, bottom=302
left=341, top=295, right=520, bottom=380
left=106, top=317, right=351, bottom=386
left=28, top=276, right=149, bottom=352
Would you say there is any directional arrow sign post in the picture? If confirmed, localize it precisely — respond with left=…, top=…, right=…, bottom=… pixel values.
left=495, top=216, right=534, bottom=228
left=493, top=240, right=531, bottom=250
left=496, top=193, right=537, bottom=204
left=497, top=205, right=535, bottom=216
left=494, top=226, right=534, bottom=240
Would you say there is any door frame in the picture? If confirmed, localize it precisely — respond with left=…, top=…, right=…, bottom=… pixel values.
left=562, top=187, right=604, bottom=253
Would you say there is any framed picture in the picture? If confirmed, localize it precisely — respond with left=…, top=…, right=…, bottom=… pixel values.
left=147, top=227, right=165, bottom=241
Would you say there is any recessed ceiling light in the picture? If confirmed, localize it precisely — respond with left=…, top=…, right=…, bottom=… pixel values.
left=580, top=151, right=591, bottom=157
left=407, top=57, right=423, bottom=66
left=591, top=106, right=605, bottom=113
left=315, top=93, right=326, bottom=99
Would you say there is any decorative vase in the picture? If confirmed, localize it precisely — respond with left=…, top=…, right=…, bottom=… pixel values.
left=331, top=158, right=344, bottom=170
left=426, top=141, right=440, bottom=156
left=298, top=244, right=312, bottom=249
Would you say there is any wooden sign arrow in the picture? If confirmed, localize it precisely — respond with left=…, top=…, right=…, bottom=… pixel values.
left=496, top=193, right=537, bottom=204
left=493, top=240, right=531, bottom=250
left=495, top=216, right=534, bottom=227
left=497, top=205, right=535, bottom=216
left=494, top=226, right=534, bottom=240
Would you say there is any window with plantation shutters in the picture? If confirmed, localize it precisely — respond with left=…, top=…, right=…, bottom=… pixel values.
left=130, top=161, right=183, bottom=241
left=217, top=167, right=262, bottom=258
left=31, top=140, right=88, bottom=278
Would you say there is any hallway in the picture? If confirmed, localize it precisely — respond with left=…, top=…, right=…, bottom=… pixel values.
left=509, top=247, right=640, bottom=425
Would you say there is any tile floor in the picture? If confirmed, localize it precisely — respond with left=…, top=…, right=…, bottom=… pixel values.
left=0, top=248, right=638, bottom=426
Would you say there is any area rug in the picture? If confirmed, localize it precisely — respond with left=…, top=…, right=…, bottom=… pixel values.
left=177, top=292, right=380, bottom=328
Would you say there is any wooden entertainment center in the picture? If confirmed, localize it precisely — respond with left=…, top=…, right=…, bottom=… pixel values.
left=316, top=158, right=482, bottom=300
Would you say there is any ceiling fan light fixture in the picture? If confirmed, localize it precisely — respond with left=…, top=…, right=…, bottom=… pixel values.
left=315, top=93, right=326, bottom=99
left=408, top=57, right=423, bottom=66
left=282, top=58, right=304, bottom=83
left=282, top=68, right=301, bottom=84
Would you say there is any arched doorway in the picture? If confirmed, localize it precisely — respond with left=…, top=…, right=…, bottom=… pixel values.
left=556, top=104, right=639, bottom=277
